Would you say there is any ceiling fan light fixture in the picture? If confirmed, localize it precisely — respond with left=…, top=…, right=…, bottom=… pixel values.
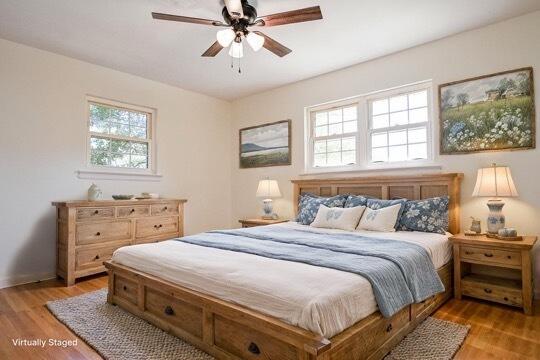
left=216, top=28, right=236, bottom=47
left=246, top=32, right=265, bottom=52
left=229, top=41, right=244, bottom=58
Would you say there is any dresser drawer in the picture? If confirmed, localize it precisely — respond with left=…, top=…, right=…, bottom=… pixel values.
left=214, top=315, right=298, bottom=360
left=114, top=275, right=138, bottom=305
left=151, top=202, right=179, bottom=216
left=461, top=245, right=521, bottom=267
left=135, top=217, right=178, bottom=238
left=76, top=244, right=128, bottom=271
left=116, top=205, right=150, bottom=218
left=76, top=220, right=132, bottom=245
left=461, top=275, right=522, bottom=307
left=145, top=288, right=203, bottom=339
left=76, top=207, right=114, bottom=221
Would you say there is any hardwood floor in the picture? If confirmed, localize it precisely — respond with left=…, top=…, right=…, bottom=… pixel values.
left=0, top=275, right=538, bottom=360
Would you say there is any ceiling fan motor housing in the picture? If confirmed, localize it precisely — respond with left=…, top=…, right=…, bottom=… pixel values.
left=222, top=0, right=258, bottom=33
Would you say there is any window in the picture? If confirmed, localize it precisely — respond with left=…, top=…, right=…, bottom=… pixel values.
left=86, top=97, right=155, bottom=173
left=305, top=82, right=434, bottom=173
left=311, top=104, right=358, bottom=167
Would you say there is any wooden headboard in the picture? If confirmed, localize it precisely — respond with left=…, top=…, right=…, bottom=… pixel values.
left=291, top=173, right=463, bottom=234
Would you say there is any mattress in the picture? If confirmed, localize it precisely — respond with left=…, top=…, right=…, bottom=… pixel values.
left=111, top=222, right=451, bottom=338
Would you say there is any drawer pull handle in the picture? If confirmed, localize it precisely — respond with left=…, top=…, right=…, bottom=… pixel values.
left=96, top=232, right=101, bottom=236
left=94, top=210, right=99, bottom=215
left=164, top=206, right=168, bottom=210
left=154, top=224, right=163, bottom=229
left=130, top=208, right=136, bottom=213
left=94, top=255, right=100, bottom=260
left=504, top=297, right=509, bottom=301
left=484, top=253, right=493, bottom=258
left=386, top=324, right=393, bottom=333
left=484, top=288, right=492, bottom=294
left=123, top=286, right=127, bottom=291
left=164, top=306, right=174, bottom=316
left=247, top=342, right=260, bottom=355
left=507, top=255, right=512, bottom=259
left=464, top=251, right=473, bottom=255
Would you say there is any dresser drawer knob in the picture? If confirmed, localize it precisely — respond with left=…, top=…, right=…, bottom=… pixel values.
left=386, top=324, right=393, bottom=333
left=96, top=232, right=101, bottom=236
left=164, top=306, right=174, bottom=316
left=464, top=251, right=473, bottom=255
left=94, top=255, right=100, bottom=260
left=163, top=206, right=168, bottom=211
left=247, top=342, right=260, bottom=355
left=507, top=255, right=512, bottom=259
left=123, top=285, right=127, bottom=291
left=484, top=253, right=493, bottom=258
left=504, top=297, right=509, bottom=301
left=484, top=288, right=492, bottom=294
left=93, top=210, right=99, bottom=215
left=130, top=208, right=136, bottom=213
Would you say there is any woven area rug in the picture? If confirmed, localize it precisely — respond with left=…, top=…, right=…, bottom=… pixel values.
left=47, top=289, right=469, bottom=360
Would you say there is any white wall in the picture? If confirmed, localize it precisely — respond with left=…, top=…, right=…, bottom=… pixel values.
left=0, top=39, right=232, bottom=288
left=230, top=12, right=540, bottom=295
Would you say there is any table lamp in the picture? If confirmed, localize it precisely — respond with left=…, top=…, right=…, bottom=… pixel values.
left=472, top=163, right=518, bottom=234
left=256, top=179, right=281, bottom=220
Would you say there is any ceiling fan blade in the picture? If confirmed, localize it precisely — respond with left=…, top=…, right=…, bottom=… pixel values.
left=253, top=31, right=291, bottom=57
left=257, top=6, right=322, bottom=27
left=152, top=12, right=224, bottom=26
left=202, top=41, right=224, bottom=57
left=224, top=0, right=244, bottom=19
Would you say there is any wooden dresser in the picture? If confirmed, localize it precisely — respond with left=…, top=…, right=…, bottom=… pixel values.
left=52, top=199, right=187, bottom=286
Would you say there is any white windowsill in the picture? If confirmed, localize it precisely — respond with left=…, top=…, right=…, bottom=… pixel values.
left=76, top=169, right=163, bottom=182
left=300, top=163, right=442, bottom=176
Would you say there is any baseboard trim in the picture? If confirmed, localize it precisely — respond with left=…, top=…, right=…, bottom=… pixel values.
left=0, top=272, right=56, bottom=289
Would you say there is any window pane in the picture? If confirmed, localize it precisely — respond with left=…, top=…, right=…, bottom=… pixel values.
left=408, top=127, right=427, bottom=143
left=314, top=153, right=326, bottom=167
left=372, top=114, right=389, bottom=129
left=390, top=95, right=407, bottom=112
left=328, top=123, right=342, bottom=136
left=327, top=139, right=341, bottom=152
left=315, top=112, right=328, bottom=126
left=409, top=107, right=428, bottom=123
left=90, top=150, right=109, bottom=166
left=389, top=130, right=407, bottom=145
left=389, top=111, right=408, bottom=126
left=130, top=126, right=147, bottom=139
left=130, top=112, right=147, bottom=128
left=315, top=125, right=328, bottom=137
left=372, top=99, right=388, bottom=115
left=131, top=142, right=148, bottom=155
left=110, top=139, right=131, bottom=154
left=372, top=147, right=388, bottom=162
left=110, top=153, right=131, bottom=167
left=342, top=151, right=356, bottom=165
left=343, top=106, right=357, bottom=121
left=343, top=121, right=357, bottom=133
left=327, top=152, right=341, bottom=166
left=372, top=133, right=387, bottom=147
left=90, top=137, right=109, bottom=151
left=109, top=123, right=130, bottom=137
left=130, top=155, right=148, bottom=169
left=389, top=145, right=407, bottom=162
left=328, top=109, right=342, bottom=124
left=342, top=137, right=356, bottom=151
left=90, top=119, right=109, bottom=134
left=409, top=90, right=427, bottom=108
left=409, top=143, right=428, bottom=160
left=116, top=109, right=130, bottom=124
left=89, top=104, right=109, bottom=121
left=314, top=140, right=326, bottom=154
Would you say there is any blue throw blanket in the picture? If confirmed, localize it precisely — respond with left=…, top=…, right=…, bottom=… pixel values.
left=176, top=226, right=444, bottom=317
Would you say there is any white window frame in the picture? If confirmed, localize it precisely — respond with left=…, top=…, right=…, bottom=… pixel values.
left=77, top=96, right=161, bottom=181
left=304, top=81, right=438, bottom=174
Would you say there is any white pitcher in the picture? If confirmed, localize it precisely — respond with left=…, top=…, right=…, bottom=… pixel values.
left=88, top=183, right=102, bottom=201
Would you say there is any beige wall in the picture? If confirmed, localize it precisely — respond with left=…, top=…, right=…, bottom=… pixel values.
left=0, top=39, right=232, bottom=288
left=230, top=11, right=540, bottom=295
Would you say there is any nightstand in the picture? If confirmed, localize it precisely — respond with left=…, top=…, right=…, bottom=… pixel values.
left=450, top=233, right=537, bottom=315
left=239, top=218, right=289, bottom=228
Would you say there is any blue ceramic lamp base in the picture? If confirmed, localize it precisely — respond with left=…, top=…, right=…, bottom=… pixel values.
left=262, top=199, right=278, bottom=220
left=486, top=199, right=505, bottom=234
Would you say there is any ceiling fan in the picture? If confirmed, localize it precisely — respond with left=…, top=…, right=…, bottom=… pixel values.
left=152, top=0, right=323, bottom=61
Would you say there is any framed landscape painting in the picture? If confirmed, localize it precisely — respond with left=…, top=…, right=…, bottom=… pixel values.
left=439, top=67, right=535, bottom=154
left=239, top=120, right=291, bottom=168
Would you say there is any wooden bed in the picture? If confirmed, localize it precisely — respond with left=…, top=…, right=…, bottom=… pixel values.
left=105, top=173, right=463, bottom=360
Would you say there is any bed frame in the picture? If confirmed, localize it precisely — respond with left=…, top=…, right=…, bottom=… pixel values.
left=105, top=173, right=463, bottom=360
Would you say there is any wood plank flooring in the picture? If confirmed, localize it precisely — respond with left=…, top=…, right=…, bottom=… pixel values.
left=0, top=275, right=538, bottom=360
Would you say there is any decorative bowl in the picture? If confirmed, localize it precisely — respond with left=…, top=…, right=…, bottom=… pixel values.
left=112, top=195, right=134, bottom=200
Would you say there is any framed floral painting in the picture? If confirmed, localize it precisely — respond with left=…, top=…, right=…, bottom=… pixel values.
left=439, top=67, right=535, bottom=154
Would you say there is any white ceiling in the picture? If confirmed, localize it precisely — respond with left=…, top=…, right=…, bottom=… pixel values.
left=1, top=0, right=539, bottom=100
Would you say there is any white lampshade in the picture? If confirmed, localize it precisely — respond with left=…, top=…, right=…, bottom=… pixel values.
left=246, top=32, right=265, bottom=52
left=216, top=29, right=235, bottom=47
left=472, top=164, right=518, bottom=198
left=256, top=180, right=281, bottom=199
left=229, top=41, right=244, bottom=58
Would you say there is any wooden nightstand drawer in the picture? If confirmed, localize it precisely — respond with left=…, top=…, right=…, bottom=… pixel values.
left=76, top=207, right=115, bottom=221
left=461, top=275, right=522, bottom=307
left=461, top=245, right=521, bottom=268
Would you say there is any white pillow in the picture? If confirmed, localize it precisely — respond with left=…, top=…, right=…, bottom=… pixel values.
left=357, top=204, right=401, bottom=232
left=310, top=205, right=366, bottom=231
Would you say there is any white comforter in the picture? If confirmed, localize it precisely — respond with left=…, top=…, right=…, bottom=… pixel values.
left=111, top=222, right=451, bottom=338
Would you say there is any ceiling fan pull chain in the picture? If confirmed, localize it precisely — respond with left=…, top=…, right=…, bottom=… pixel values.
left=238, top=57, right=242, bottom=74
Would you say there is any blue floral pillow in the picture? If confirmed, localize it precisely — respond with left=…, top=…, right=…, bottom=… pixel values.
left=366, top=198, right=407, bottom=229
left=399, top=196, right=449, bottom=234
left=344, top=195, right=369, bottom=208
left=296, top=194, right=347, bottom=225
